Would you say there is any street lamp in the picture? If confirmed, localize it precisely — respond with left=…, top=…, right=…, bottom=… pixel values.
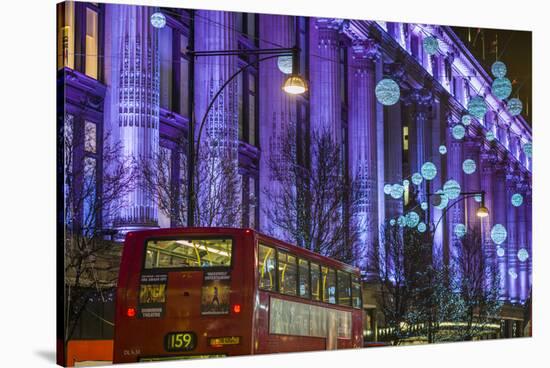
left=428, top=190, right=489, bottom=234
left=186, top=45, right=307, bottom=226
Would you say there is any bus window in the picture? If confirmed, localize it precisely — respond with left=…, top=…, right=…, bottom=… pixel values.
left=298, top=258, right=310, bottom=298
left=352, top=275, right=362, bottom=309
left=322, top=267, right=336, bottom=304
left=278, top=251, right=297, bottom=295
left=258, top=244, right=276, bottom=291
left=337, top=271, right=351, bottom=306
left=311, top=263, right=321, bottom=301
left=144, top=238, right=232, bottom=269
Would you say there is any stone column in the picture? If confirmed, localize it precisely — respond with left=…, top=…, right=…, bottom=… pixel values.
left=525, top=184, right=532, bottom=292
left=493, top=160, right=509, bottom=300
left=258, top=14, right=295, bottom=239
left=446, top=115, right=465, bottom=279
left=516, top=176, right=530, bottom=303
left=194, top=10, right=240, bottom=226
left=310, top=18, right=343, bottom=140
left=348, top=38, right=380, bottom=275
left=480, top=148, right=496, bottom=291
left=506, top=166, right=520, bottom=303
left=463, top=134, right=482, bottom=232
left=106, top=4, right=160, bottom=232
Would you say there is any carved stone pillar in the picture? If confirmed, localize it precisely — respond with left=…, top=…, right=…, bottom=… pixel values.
left=348, top=38, right=380, bottom=275
left=516, top=177, right=530, bottom=303
left=258, top=14, right=295, bottom=239
left=107, top=4, right=160, bottom=232
left=493, top=160, right=509, bottom=299
left=310, top=18, right=343, bottom=141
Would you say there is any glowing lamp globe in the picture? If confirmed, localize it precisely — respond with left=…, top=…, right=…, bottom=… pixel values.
left=443, top=179, right=461, bottom=200
left=491, top=61, right=507, bottom=78
left=517, top=248, right=529, bottom=262
left=277, top=55, right=293, bottom=75
left=491, top=77, right=512, bottom=100
left=496, top=247, right=505, bottom=257
left=486, top=130, right=496, bottom=142
left=454, top=223, right=467, bottom=238
left=462, top=159, right=476, bottom=175
left=507, top=98, right=523, bottom=116
left=491, top=224, right=507, bottom=245
left=461, top=115, right=472, bottom=126
left=511, top=193, right=523, bottom=207
left=468, top=96, right=487, bottom=119
left=403, top=179, right=410, bottom=187
left=150, top=12, right=167, bottom=29
left=390, top=184, right=405, bottom=199
left=439, top=145, right=447, bottom=155
left=452, top=124, right=466, bottom=140
left=421, top=202, right=428, bottom=211
left=412, top=173, right=423, bottom=185
left=375, top=79, right=400, bottom=106
left=474, top=194, right=482, bottom=203
left=417, top=222, right=427, bottom=233
left=421, top=162, right=437, bottom=181
left=384, top=184, right=392, bottom=195
left=423, top=36, right=439, bottom=55
left=523, top=142, right=532, bottom=158
left=389, top=219, right=396, bottom=226
left=406, top=212, right=420, bottom=228
left=283, top=75, right=308, bottom=95
left=508, top=269, right=518, bottom=279
left=397, top=216, right=406, bottom=227
left=434, top=190, right=449, bottom=210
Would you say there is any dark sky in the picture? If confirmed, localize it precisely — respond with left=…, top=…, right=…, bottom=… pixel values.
left=451, top=26, right=532, bottom=126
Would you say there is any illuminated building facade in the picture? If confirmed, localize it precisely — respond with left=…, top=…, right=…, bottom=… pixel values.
left=58, top=2, right=532, bottom=339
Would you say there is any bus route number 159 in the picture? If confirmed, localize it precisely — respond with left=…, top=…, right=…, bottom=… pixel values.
left=164, top=332, right=197, bottom=352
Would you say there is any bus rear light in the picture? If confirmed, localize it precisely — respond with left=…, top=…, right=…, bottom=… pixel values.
left=127, top=307, right=136, bottom=318
left=232, top=304, right=241, bottom=314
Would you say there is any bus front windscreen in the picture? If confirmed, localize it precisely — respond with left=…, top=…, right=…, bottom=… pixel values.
left=144, top=238, right=233, bottom=269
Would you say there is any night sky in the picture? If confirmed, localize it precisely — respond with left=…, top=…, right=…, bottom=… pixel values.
left=451, top=26, right=532, bottom=126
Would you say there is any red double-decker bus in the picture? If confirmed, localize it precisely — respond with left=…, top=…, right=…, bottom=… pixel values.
left=113, top=227, right=363, bottom=363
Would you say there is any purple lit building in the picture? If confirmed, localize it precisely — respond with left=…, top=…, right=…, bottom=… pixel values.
left=58, top=2, right=532, bottom=339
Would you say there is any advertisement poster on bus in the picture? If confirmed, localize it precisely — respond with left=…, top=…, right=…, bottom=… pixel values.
left=201, top=271, right=231, bottom=315
left=138, top=274, right=168, bottom=318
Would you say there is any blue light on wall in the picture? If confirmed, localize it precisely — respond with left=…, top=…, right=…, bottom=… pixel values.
left=417, top=222, right=427, bottom=233
left=491, top=77, right=512, bottom=100
left=390, top=219, right=396, bottom=226
left=412, top=172, right=423, bottom=185
left=491, top=61, right=507, bottom=78
left=452, top=124, right=466, bottom=140
left=277, top=55, right=293, bottom=75
left=462, top=159, right=476, bottom=175
left=486, top=130, right=496, bottom=141
left=443, top=179, right=461, bottom=200
left=390, top=184, right=405, bottom=199
left=461, top=115, right=472, bottom=126
left=491, top=224, right=507, bottom=245
left=421, top=202, right=428, bottom=210
left=508, top=269, right=518, bottom=279
left=421, top=162, right=437, bottom=180
left=375, top=79, right=400, bottom=106
left=406, top=212, right=420, bottom=228
left=439, top=145, right=447, bottom=155
left=434, top=189, right=449, bottom=210
left=507, top=98, right=523, bottom=116
left=523, top=142, right=532, bottom=158
left=423, top=36, right=439, bottom=55
left=384, top=184, right=392, bottom=195
left=454, top=223, right=467, bottom=238
left=511, top=193, right=523, bottom=207
left=150, top=12, right=167, bottom=28
left=468, top=96, right=487, bottom=119
left=517, top=248, right=529, bottom=262
left=397, top=215, right=406, bottom=227
left=496, top=247, right=505, bottom=257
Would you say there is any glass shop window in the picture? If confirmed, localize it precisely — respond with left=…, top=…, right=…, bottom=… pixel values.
left=85, top=8, right=98, bottom=79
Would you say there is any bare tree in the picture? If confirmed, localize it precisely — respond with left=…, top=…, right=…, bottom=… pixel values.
left=263, top=127, right=364, bottom=265
left=63, top=118, right=135, bottom=343
left=141, top=131, right=241, bottom=228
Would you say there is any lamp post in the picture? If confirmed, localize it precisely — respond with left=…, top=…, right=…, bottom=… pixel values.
left=186, top=46, right=307, bottom=226
left=426, top=190, right=489, bottom=234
